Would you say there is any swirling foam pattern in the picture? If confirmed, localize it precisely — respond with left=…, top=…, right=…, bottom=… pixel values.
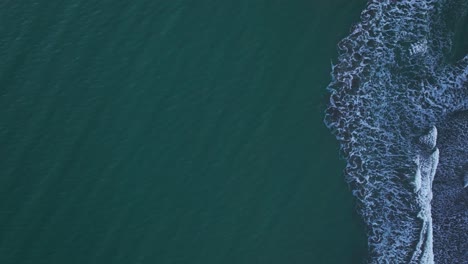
left=324, top=0, right=468, bottom=263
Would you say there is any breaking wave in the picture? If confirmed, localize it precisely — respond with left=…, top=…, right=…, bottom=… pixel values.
left=324, top=0, right=468, bottom=263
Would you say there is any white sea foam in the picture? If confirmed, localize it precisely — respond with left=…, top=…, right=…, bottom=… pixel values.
left=419, top=126, right=437, bottom=150
left=412, top=146, right=438, bottom=263
left=324, top=0, right=468, bottom=262
left=410, top=39, right=428, bottom=56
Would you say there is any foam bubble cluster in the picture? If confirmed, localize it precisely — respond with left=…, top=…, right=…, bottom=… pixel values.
left=324, top=0, right=468, bottom=263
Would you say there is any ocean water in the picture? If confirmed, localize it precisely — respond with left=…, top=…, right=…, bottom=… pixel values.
left=0, top=1, right=369, bottom=264
left=325, top=0, right=467, bottom=263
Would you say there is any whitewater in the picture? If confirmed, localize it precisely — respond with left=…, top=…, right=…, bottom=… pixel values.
left=324, top=0, right=467, bottom=263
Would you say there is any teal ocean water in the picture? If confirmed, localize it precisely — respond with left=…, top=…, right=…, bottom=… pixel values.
left=0, top=1, right=368, bottom=263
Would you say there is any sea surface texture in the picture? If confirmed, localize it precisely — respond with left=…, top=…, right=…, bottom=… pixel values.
left=325, top=0, right=468, bottom=263
left=0, top=1, right=369, bottom=264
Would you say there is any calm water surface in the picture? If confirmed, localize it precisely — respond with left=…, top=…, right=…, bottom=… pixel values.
left=0, top=1, right=367, bottom=263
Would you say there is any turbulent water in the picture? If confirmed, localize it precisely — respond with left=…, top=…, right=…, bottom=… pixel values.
left=325, top=0, right=468, bottom=263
